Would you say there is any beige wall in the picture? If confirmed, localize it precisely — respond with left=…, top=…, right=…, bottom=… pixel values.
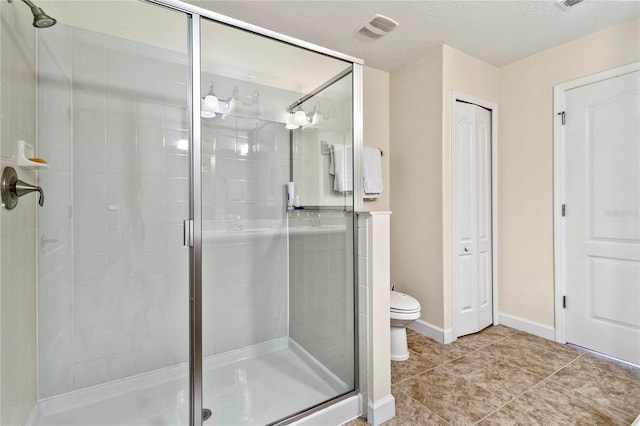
left=390, top=17, right=640, bottom=335
left=389, top=45, right=499, bottom=331
left=442, top=46, right=499, bottom=330
left=0, top=0, right=38, bottom=424
left=363, top=66, right=390, bottom=211
left=499, top=17, right=640, bottom=327
left=390, top=47, right=444, bottom=327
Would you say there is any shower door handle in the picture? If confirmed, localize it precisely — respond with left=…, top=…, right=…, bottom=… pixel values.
left=1, top=166, right=44, bottom=209
left=183, top=219, right=194, bottom=247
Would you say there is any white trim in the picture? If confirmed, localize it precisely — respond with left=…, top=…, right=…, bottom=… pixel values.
left=498, top=313, right=556, bottom=341
left=450, top=91, right=500, bottom=338
left=292, top=395, right=362, bottom=426
left=552, top=62, right=640, bottom=344
left=367, top=394, right=396, bottom=426
left=408, top=319, right=454, bottom=344
left=353, top=64, right=364, bottom=212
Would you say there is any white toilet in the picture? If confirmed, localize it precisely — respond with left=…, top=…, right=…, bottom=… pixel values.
left=390, top=290, right=421, bottom=361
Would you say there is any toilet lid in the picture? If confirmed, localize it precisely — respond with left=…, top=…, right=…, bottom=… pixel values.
left=390, top=291, right=421, bottom=312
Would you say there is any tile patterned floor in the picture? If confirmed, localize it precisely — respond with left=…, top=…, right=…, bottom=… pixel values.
left=346, top=326, right=640, bottom=425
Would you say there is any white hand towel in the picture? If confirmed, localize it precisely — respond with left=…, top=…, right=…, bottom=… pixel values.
left=329, top=145, right=335, bottom=175
left=332, top=144, right=352, bottom=193
left=363, top=147, right=383, bottom=197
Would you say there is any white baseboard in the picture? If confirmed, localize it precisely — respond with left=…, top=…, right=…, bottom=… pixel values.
left=293, top=395, right=361, bottom=426
left=367, top=394, right=395, bottom=426
left=498, top=312, right=555, bottom=341
left=407, top=319, right=453, bottom=344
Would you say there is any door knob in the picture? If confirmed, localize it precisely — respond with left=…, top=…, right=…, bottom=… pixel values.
left=464, top=247, right=469, bottom=252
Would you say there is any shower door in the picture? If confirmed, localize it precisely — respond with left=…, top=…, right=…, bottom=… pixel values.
left=199, top=17, right=357, bottom=425
left=36, top=2, right=193, bottom=424
left=34, top=1, right=359, bottom=425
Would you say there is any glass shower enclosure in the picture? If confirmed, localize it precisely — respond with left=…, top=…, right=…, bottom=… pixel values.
left=32, top=1, right=360, bottom=425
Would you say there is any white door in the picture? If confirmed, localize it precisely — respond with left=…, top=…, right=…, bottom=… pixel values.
left=453, top=101, right=493, bottom=337
left=564, top=69, right=640, bottom=365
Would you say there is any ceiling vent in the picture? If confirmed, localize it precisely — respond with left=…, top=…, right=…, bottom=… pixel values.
left=357, top=14, right=399, bottom=39
left=557, top=0, right=585, bottom=9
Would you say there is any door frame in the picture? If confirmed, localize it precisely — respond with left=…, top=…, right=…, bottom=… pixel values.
left=450, top=91, right=499, bottom=339
left=552, top=62, right=640, bottom=344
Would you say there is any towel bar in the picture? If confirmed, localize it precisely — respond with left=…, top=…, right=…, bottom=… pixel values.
left=320, top=142, right=384, bottom=156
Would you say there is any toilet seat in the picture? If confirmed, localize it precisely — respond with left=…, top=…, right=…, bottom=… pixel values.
left=389, top=290, right=421, bottom=362
left=390, top=291, right=420, bottom=312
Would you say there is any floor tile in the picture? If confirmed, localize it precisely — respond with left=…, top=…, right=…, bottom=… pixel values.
left=546, top=356, right=640, bottom=417
left=407, top=332, right=477, bottom=365
left=384, top=389, right=448, bottom=426
left=396, top=369, right=505, bottom=425
left=391, top=350, right=437, bottom=384
left=462, top=362, right=542, bottom=403
left=434, top=351, right=498, bottom=377
left=479, top=325, right=518, bottom=337
left=474, top=336, right=572, bottom=377
left=505, top=332, right=583, bottom=362
left=480, top=380, right=634, bottom=426
left=376, top=329, right=639, bottom=426
left=578, top=351, right=640, bottom=383
left=455, top=330, right=505, bottom=350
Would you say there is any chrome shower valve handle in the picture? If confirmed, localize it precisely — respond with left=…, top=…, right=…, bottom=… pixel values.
left=1, top=166, right=45, bottom=209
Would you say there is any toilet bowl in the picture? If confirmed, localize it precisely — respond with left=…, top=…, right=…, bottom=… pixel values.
left=390, top=290, right=421, bottom=361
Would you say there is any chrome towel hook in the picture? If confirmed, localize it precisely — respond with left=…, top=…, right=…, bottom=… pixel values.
left=1, top=166, right=44, bottom=209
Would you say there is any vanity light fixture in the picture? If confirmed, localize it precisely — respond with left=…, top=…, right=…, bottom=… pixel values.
left=201, top=82, right=220, bottom=118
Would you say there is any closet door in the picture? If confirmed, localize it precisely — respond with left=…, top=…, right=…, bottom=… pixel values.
left=452, top=101, right=493, bottom=337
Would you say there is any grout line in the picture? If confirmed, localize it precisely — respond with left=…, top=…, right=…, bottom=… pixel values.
left=393, top=388, right=452, bottom=425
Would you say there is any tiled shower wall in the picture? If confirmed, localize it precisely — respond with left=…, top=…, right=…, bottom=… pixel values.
left=288, top=210, right=355, bottom=387
left=37, top=24, right=192, bottom=398
left=0, top=1, right=37, bottom=424
left=201, top=119, right=290, bottom=355
left=37, top=24, right=293, bottom=398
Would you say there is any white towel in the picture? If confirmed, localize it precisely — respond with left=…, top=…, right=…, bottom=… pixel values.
left=331, top=144, right=352, bottom=193
left=329, top=147, right=335, bottom=175
left=363, top=147, right=383, bottom=198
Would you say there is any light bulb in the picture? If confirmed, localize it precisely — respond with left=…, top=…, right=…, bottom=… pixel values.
left=286, top=113, right=299, bottom=129
left=294, top=109, right=307, bottom=125
left=203, top=95, right=220, bottom=113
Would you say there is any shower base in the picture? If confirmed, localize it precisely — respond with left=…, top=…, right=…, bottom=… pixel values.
left=30, top=338, right=350, bottom=426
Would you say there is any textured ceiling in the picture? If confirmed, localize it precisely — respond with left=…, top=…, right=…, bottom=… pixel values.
left=185, top=0, right=640, bottom=70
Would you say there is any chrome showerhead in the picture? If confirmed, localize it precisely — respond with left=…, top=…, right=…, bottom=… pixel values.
left=8, top=0, right=57, bottom=28
left=30, top=5, right=56, bottom=28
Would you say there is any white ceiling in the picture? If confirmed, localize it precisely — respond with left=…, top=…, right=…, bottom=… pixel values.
left=185, top=0, right=640, bottom=71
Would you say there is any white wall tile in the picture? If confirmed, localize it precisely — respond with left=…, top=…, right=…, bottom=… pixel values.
left=36, top=28, right=196, bottom=397
left=39, top=366, right=73, bottom=398
left=0, top=2, right=38, bottom=419
left=36, top=30, right=299, bottom=399
left=74, top=144, right=106, bottom=174
left=74, top=359, right=108, bottom=389
left=289, top=212, right=355, bottom=387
